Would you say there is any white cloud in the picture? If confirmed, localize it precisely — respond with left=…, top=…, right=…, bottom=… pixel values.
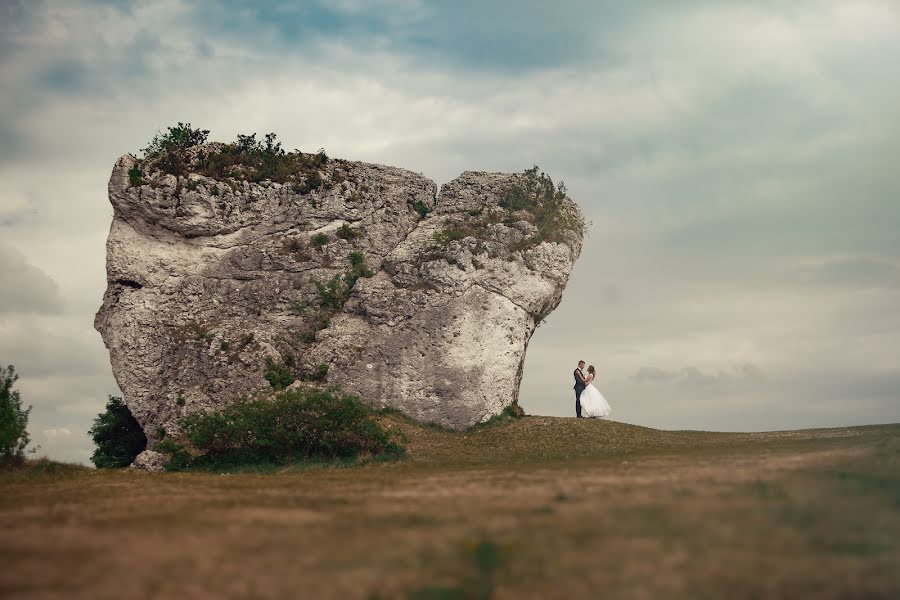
left=42, top=427, right=72, bottom=438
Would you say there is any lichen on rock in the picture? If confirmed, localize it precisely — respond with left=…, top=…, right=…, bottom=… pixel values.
left=95, top=132, right=584, bottom=444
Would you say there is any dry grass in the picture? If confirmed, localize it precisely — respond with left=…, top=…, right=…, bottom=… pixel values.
left=1, top=417, right=898, bottom=599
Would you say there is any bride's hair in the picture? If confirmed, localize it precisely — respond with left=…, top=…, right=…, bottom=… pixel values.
left=587, top=365, right=595, bottom=375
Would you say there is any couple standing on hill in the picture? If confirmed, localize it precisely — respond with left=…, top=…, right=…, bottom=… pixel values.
left=573, top=360, right=611, bottom=418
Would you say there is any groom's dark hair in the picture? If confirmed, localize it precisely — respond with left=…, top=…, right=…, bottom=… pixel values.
left=578, top=360, right=585, bottom=366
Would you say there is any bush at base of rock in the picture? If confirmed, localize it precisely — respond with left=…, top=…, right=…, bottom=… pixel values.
left=160, top=385, right=405, bottom=470
left=89, top=396, right=147, bottom=468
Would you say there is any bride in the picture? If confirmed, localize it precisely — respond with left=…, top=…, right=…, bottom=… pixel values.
left=580, top=365, right=611, bottom=418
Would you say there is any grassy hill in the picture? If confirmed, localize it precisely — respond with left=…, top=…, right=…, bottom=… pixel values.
left=2, top=416, right=898, bottom=599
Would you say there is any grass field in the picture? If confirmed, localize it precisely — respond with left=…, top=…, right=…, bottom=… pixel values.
left=2, top=416, right=898, bottom=599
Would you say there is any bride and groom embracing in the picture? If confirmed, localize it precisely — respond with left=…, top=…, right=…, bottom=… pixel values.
left=573, top=360, right=611, bottom=418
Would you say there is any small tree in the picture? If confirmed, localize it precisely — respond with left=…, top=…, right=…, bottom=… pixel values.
left=0, top=365, right=31, bottom=463
left=140, top=122, right=210, bottom=176
left=89, top=396, right=147, bottom=468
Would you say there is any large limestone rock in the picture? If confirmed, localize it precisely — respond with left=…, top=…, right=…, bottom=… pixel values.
left=95, top=145, right=583, bottom=442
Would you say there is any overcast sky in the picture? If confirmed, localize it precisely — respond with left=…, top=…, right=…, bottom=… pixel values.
left=2, top=0, right=899, bottom=464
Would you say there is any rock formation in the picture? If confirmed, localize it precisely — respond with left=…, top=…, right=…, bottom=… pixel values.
left=95, top=141, right=583, bottom=443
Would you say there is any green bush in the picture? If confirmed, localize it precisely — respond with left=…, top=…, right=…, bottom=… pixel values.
left=315, top=274, right=352, bottom=309
left=142, top=122, right=210, bottom=158
left=88, top=396, right=147, bottom=468
left=294, top=170, right=323, bottom=194
left=154, top=439, right=192, bottom=471
left=138, top=124, right=329, bottom=188
left=179, top=386, right=404, bottom=466
left=433, top=227, right=468, bottom=246
left=141, top=122, right=210, bottom=176
left=336, top=223, right=361, bottom=240
left=410, top=199, right=430, bottom=218
left=264, top=356, right=295, bottom=391
left=311, top=232, right=330, bottom=247
left=128, top=164, right=144, bottom=187
left=498, top=166, right=583, bottom=249
left=346, top=252, right=374, bottom=287
left=1, top=365, right=31, bottom=463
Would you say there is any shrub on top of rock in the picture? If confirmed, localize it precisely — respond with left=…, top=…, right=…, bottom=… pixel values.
left=499, top=166, right=583, bottom=250
left=135, top=122, right=330, bottom=187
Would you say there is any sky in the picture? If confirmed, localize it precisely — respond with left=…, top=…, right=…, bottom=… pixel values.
left=1, top=0, right=899, bottom=464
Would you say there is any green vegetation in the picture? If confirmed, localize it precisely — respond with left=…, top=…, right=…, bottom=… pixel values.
left=142, top=122, right=210, bottom=159
left=137, top=123, right=329, bottom=188
left=140, top=122, right=210, bottom=176
left=315, top=274, right=352, bottom=310
left=431, top=166, right=582, bottom=253
left=0, top=365, right=31, bottom=463
left=156, top=386, right=404, bottom=470
left=345, top=251, right=374, bottom=287
left=313, top=252, right=374, bottom=311
left=468, top=403, right=526, bottom=431
left=154, top=439, right=192, bottom=471
left=433, top=227, right=469, bottom=246
left=88, top=396, right=147, bottom=468
left=410, top=199, right=430, bottom=218
left=301, top=363, right=329, bottom=383
left=336, top=223, right=362, bottom=240
left=127, top=164, right=144, bottom=187
left=264, top=356, right=295, bottom=391
left=409, top=539, right=505, bottom=600
left=311, top=232, right=330, bottom=247
left=500, top=165, right=583, bottom=250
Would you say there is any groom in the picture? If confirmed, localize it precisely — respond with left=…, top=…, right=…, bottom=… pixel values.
left=573, top=360, right=587, bottom=418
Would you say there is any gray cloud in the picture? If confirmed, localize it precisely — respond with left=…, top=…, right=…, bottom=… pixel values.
left=631, top=364, right=765, bottom=387
left=793, top=257, right=900, bottom=289
left=0, top=243, right=64, bottom=314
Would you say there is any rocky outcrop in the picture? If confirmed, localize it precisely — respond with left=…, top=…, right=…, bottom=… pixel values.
left=129, top=449, right=167, bottom=471
left=95, top=144, right=583, bottom=442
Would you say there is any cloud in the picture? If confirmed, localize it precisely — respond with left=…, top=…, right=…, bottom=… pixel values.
left=793, top=257, right=900, bottom=289
left=42, top=427, right=72, bottom=438
left=0, top=243, right=64, bottom=314
left=631, top=363, right=765, bottom=387
left=0, top=315, right=108, bottom=377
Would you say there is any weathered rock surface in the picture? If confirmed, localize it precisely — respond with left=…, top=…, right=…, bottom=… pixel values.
left=95, top=146, right=583, bottom=444
left=129, top=449, right=168, bottom=471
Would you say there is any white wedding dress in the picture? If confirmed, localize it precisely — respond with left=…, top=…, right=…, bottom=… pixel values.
left=581, top=379, right=611, bottom=418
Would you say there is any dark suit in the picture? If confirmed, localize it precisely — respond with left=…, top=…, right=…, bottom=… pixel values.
left=573, top=368, right=586, bottom=418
